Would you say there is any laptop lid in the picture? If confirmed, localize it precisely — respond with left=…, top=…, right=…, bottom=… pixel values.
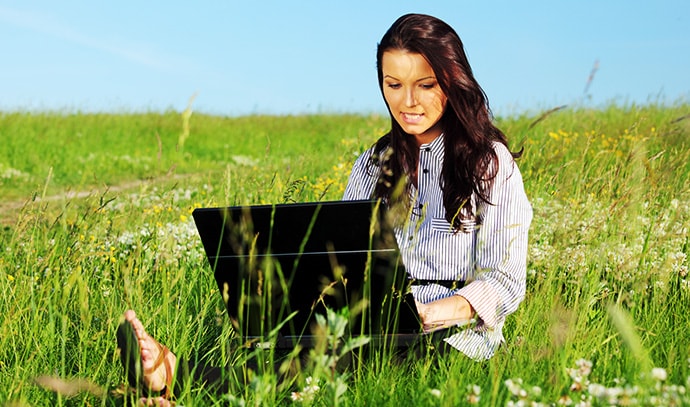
left=192, top=199, right=420, bottom=347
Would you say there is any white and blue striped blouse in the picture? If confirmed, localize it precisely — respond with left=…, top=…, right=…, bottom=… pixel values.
left=343, top=134, right=532, bottom=360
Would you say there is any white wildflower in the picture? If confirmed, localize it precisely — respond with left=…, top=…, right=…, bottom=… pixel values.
left=531, top=385, right=542, bottom=397
left=651, top=367, right=667, bottom=381
left=466, top=384, right=480, bottom=404
left=557, top=395, right=573, bottom=405
left=605, top=386, right=623, bottom=404
left=504, top=378, right=523, bottom=397
left=588, top=383, right=607, bottom=398
left=291, top=377, right=320, bottom=403
left=232, top=155, right=259, bottom=166
left=679, top=265, right=688, bottom=278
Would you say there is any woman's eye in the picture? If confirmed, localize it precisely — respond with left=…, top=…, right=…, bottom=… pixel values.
left=387, top=83, right=402, bottom=89
left=420, top=83, right=436, bottom=89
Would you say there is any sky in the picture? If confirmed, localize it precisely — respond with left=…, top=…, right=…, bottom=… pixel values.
left=1, top=1, right=688, bottom=117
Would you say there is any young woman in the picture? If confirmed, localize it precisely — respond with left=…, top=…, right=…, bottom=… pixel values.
left=343, top=13, right=532, bottom=361
left=116, top=13, right=532, bottom=405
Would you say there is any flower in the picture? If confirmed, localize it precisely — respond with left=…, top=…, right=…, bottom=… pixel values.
left=588, top=383, right=607, bottom=398
left=651, top=367, right=667, bottom=381
left=505, top=378, right=524, bottom=397
left=291, top=377, right=320, bottom=403
left=466, top=385, right=480, bottom=404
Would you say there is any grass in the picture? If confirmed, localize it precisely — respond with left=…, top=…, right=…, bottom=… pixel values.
left=0, top=103, right=689, bottom=405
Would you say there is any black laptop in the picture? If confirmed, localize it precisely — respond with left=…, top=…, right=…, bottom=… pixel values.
left=192, top=199, right=421, bottom=349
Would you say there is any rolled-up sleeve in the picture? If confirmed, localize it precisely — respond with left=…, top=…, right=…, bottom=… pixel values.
left=455, top=143, right=532, bottom=329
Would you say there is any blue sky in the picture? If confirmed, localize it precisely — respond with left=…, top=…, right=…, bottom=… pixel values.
left=1, top=1, right=688, bottom=117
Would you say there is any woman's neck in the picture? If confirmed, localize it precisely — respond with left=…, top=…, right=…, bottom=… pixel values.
left=413, top=123, right=444, bottom=146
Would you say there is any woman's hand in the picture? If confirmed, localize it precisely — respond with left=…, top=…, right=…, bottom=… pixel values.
left=415, top=295, right=475, bottom=333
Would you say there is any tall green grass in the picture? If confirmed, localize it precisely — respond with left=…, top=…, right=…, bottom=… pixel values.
left=0, top=104, right=689, bottom=405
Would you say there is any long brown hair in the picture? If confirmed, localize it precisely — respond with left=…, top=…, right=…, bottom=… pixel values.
left=370, top=13, right=520, bottom=230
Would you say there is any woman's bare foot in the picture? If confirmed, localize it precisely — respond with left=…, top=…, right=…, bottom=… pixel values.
left=118, top=310, right=177, bottom=405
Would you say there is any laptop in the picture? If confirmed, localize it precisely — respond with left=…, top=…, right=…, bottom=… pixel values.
left=192, top=199, right=422, bottom=349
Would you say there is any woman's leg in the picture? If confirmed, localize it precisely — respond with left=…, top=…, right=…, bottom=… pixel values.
left=117, top=310, right=298, bottom=405
left=117, top=310, right=177, bottom=401
left=118, top=310, right=233, bottom=405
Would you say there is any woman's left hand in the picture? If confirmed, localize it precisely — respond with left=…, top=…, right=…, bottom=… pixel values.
left=415, top=295, right=475, bottom=333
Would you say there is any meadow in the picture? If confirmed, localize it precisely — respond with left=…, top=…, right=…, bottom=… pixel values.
left=0, top=104, right=689, bottom=406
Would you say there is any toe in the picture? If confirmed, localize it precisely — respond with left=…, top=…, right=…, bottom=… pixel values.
left=124, top=309, right=137, bottom=321
left=139, top=396, right=172, bottom=407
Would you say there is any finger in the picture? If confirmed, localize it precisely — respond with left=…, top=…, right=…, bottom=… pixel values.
left=423, top=323, right=445, bottom=333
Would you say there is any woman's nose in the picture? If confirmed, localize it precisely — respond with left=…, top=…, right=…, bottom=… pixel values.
left=405, top=89, right=417, bottom=107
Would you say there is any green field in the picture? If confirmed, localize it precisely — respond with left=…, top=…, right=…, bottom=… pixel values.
left=1, top=104, right=689, bottom=406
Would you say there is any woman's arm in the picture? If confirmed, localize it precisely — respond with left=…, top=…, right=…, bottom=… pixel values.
left=462, top=144, right=531, bottom=328
left=419, top=143, right=532, bottom=330
left=416, top=295, right=475, bottom=332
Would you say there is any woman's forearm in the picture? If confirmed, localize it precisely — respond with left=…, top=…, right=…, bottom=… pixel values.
left=416, top=295, right=475, bottom=333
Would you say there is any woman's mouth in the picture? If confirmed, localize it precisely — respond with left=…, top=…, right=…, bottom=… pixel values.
left=401, top=112, right=424, bottom=124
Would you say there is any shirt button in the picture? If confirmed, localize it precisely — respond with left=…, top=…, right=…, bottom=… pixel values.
left=425, top=147, right=431, bottom=152
left=422, top=168, right=429, bottom=174
left=418, top=203, right=423, bottom=209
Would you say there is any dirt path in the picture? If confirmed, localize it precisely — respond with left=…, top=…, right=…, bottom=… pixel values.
left=0, top=173, right=198, bottom=226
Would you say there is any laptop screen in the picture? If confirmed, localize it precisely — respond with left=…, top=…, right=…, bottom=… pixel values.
left=192, top=199, right=420, bottom=347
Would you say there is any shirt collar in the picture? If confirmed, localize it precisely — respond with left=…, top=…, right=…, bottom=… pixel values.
left=419, top=133, right=445, bottom=160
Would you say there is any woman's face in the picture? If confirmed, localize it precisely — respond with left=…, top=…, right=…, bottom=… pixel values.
left=381, top=50, right=448, bottom=145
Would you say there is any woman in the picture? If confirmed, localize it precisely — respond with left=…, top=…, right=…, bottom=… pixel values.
left=343, top=13, right=532, bottom=360
left=117, top=13, right=532, bottom=405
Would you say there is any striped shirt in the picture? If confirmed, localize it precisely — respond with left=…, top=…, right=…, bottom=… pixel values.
left=343, top=134, right=532, bottom=360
